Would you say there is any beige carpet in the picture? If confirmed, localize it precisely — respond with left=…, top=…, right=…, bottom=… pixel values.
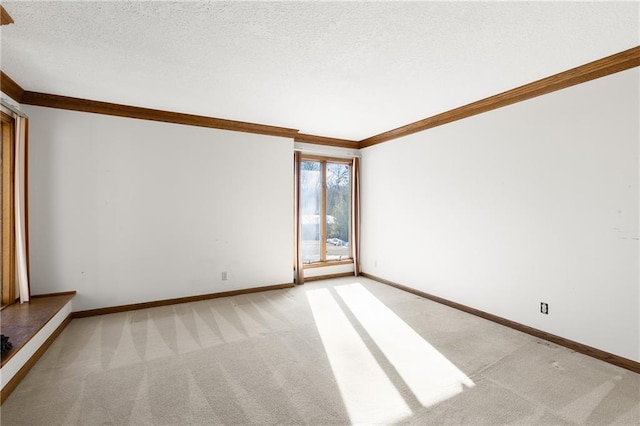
left=1, top=277, right=638, bottom=425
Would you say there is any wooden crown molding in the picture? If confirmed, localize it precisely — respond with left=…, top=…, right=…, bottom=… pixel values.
left=15, top=88, right=360, bottom=147
left=295, top=133, right=359, bottom=149
left=20, top=91, right=300, bottom=139
left=3, top=45, right=638, bottom=148
left=13, top=89, right=360, bottom=147
left=0, top=71, right=25, bottom=103
left=359, top=45, right=640, bottom=148
left=0, top=6, right=14, bottom=26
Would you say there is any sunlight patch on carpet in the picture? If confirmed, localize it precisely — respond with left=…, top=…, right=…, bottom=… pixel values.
left=336, top=282, right=475, bottom=407
left=307, top=288, right=412, bottom=425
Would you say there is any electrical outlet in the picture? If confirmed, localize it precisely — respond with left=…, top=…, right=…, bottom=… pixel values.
left=540, top=302, right=548, bottom=315
left=222, top=272, right=228, bottom=281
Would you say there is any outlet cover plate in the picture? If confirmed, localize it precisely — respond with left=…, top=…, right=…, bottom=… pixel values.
left=540, top=302, right=549, bottom=314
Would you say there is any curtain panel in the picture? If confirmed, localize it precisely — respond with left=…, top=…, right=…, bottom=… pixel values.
left=14, top=115, right=29, bottom=302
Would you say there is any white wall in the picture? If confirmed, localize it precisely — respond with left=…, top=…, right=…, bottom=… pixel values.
left=361, top=68, right=639, bottom=362
left=25, top=106, right=294, bottom=311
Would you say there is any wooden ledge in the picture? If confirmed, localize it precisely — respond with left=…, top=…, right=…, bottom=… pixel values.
left=0, top=292, right=75, bottom=367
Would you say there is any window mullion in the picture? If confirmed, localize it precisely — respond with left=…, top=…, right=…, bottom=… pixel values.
left=320, top=160, right=327, bottom=262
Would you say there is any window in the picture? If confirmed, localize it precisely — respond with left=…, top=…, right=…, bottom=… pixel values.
left=300, top=156, right=352, bottom=265
left=1, top=111, right=15, bottom=307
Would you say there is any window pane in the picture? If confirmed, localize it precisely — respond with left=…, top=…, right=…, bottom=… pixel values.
left=301, top=161, right=322, bottom=263
left=326, top=163, right=350, bottom=261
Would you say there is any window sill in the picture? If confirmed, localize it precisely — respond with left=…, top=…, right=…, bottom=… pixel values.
left=303, top=259, right=354, bottom=269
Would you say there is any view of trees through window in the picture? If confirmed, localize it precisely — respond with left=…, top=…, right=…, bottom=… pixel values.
left=300, top=158, right=351, bottom=264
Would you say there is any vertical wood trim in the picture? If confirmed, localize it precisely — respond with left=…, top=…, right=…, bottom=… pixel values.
left=320, top=160, right=327, bottom=262
left=1, top=112, right=15, bottom=306
left=351, top=157, right=361, bottom=276
left=293, top=151, right=304, bottom=285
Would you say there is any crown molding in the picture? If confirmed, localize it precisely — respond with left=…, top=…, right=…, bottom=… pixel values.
left=359, top=45, right=640, bottom=148
left=295, top=133, right=359, bottom=149
left=4, top=45, right=639, bottom=149
left=20, top=91, right=300, bottom=139
left=15, top=89, right=359, bottom=147
left=0, top=71, right=25, bottom=103
left=0, top=6, right=14, bottom=26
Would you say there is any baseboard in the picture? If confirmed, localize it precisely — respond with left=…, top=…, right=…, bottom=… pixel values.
left=1, top=314, right=72, bottom=404
left=361, top=272, right=640, bottom=374
left=304, top=272, right=355, bottom=282
left=31, top=291, right=78, bottom=299
left=72, top=283, right=295, bottom=318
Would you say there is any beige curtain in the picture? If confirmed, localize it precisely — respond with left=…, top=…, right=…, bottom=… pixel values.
left=351, top=157, right=360, bottom=276
left=293, top=151, right=304, bottom=285
left=14, top=116, right=29, bottom=302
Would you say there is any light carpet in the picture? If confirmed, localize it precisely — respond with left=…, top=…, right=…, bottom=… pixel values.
left=1, top=277, right=638, bottom=425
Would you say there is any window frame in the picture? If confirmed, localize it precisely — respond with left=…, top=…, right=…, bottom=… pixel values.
left=300, top=154, right=353, bottom=268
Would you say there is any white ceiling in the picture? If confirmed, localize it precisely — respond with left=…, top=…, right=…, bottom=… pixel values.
left=1, top=1, right=638, bottom=141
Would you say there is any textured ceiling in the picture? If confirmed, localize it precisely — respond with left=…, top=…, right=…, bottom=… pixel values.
left=1, top=1, right=638, bottom=141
